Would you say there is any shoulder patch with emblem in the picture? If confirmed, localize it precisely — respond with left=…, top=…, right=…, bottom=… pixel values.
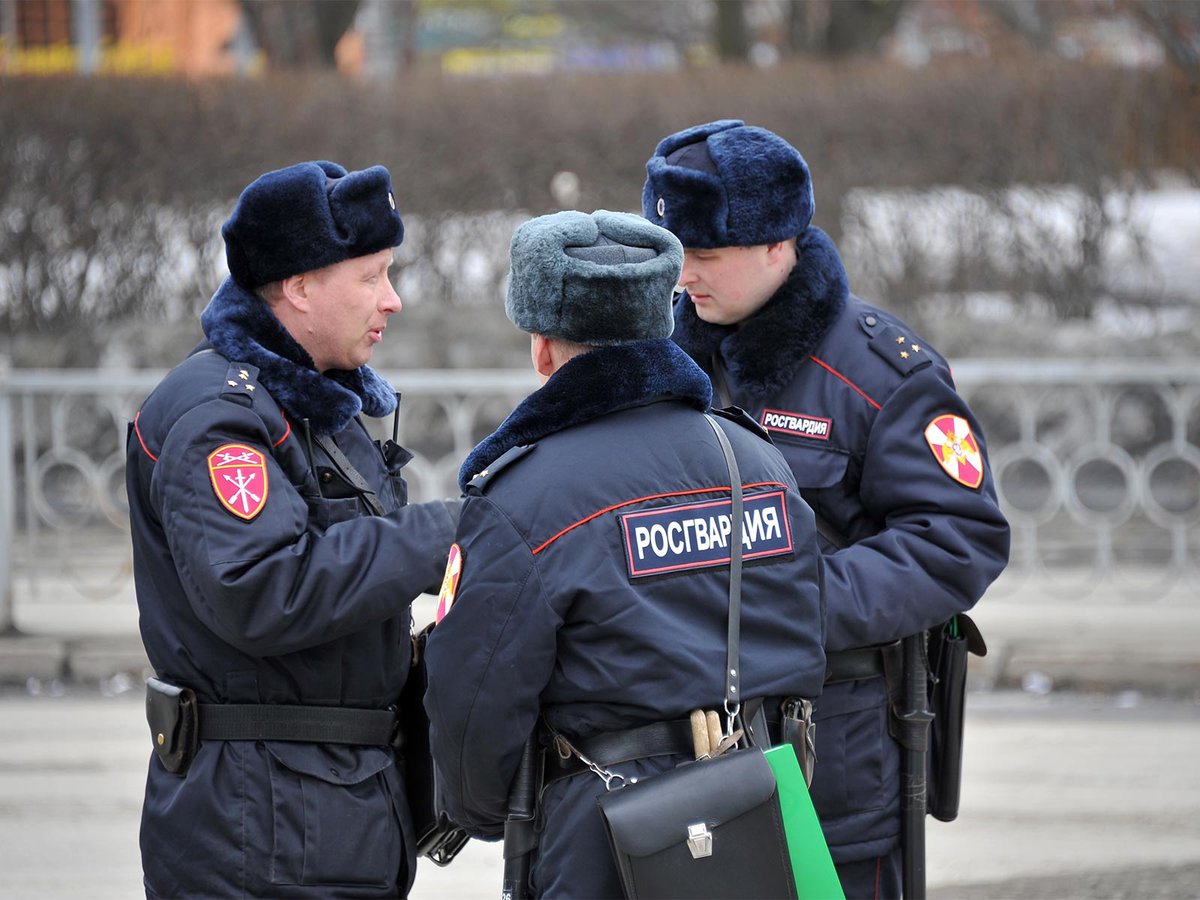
left=435, top=543, right=463, bottom=622
left=924, top=414, right=984, bottom=489
left=208, top=443, right=269, bottom=520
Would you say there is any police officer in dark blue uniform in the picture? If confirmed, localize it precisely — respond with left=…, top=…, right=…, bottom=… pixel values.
left=642, top=121, right=1011, bottom=899
left=422, top=210, right=828, bottom=898
left=126, top=160, right=458, bottom=898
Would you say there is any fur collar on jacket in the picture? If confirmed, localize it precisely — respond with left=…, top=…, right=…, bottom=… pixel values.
left=671, top=226, right=849, bottom=403
left=459, top=338, right=712, bottom=490
left=200, top=277, right=397, bottom=435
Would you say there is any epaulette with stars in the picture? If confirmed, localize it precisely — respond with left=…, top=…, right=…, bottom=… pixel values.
left=220, top=362, right=262, bottom=405
left=861, top=313, right=932, bottom=376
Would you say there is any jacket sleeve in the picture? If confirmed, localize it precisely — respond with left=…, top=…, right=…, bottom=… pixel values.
left=150, top=398, right=456, bottom=657
left=422, top=494, right=560, bottom=840
left=822, top=366, right=1011, bottom=651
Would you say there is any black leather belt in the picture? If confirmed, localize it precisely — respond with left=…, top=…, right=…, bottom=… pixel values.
left=541, top=651, right=899, bottom=789
left=824, top=641, right=901, bottom=684
left=198, top=703, right=402, bottom=748
left=543, top=719, right=695, bottom=787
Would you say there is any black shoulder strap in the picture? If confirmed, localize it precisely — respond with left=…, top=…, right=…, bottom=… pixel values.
left=703, top=413, right=743, bottom=721
left=466, top=444, right=536, bottom=493
left=312, top=432, right=386, bottom=516
left=710, top=352, right=734, bottom=408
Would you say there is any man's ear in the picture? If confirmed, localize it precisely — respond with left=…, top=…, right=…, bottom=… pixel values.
left=279, top=273, right=310, bottom=312
left=768, top=237, right=796, bottom=270
left=531, top=333, right=557, bottom=379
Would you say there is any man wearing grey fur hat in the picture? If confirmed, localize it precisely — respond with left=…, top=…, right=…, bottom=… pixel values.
left=644, top=120, right=1011, bottom=898
left=126, top=160, right=459, bottom=898
left=422, top=210, right=828, bottom=897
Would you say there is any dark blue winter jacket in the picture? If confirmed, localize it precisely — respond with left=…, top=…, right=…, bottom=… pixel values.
left=424, top=339, right=827, bottom=898
left=672, top=227, right=1011, bottom=862
left=126, top=277, right=456, bottom=898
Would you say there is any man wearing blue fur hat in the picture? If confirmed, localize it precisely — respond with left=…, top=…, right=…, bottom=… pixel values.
left=126, top=161, right=459, bottom=898
left=423, top=210, right=828, bottom=897
left=644, top=120, right=1011, bottom=898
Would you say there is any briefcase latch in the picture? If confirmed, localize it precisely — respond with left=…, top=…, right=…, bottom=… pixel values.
left=686, top=822, right=713, bottom=859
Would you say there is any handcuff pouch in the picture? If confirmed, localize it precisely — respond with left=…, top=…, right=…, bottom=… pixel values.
left=146, top=676, right=198, bottom=776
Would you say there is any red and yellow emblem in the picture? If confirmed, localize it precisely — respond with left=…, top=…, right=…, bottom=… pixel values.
left=207, top=443, right=269, bottom=520
left=435, top=543, right=464, bottom=623
left=924, top=414, right=984, bottom=489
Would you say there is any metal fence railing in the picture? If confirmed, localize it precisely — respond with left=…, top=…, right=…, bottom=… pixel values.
left=2, top=359, right=1198, bottom=633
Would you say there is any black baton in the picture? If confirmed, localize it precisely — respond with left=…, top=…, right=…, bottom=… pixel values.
left=899, top=631, right=933, bottom=899
left=501, top=735, right=539, bottom=900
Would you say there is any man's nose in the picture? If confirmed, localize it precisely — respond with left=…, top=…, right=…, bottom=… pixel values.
left=382, top=280, right=402, bottom=314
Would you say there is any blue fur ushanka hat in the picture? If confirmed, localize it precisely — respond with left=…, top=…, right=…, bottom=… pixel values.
left=222, top=160, right=404, bottom=289
left=642, top=119, right=814, bottom=249
left=505, top=210, right=683, bottom=345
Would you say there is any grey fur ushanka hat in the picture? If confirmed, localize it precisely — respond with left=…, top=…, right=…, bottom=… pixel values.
left=642, top=119, right=814, bottom=249
left=505, top=210, right=683, bottom=346
left=222, top=160, right=404, bottom=289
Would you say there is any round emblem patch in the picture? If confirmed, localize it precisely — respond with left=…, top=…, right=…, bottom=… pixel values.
left=435, top=543, right=464, bottom=623
left=924, top=415, right=983, bottom=489
left=207, top=443, right=269, bottom=520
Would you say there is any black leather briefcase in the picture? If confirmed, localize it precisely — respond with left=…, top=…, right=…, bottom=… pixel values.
left=597, top=746, right=797, bottom=899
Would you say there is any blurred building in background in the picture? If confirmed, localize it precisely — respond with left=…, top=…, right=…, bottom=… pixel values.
left=0, top=0, right=251, bottom=75
left=1, top=0, right=1194, bottom=80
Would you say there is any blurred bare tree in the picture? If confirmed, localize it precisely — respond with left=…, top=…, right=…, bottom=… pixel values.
left=1123, top=0, right=1200, bottom=86
left=715, top=0, right=751, bottom=61
left=978, top=0, right=1055, bottom=49
left=780, top=0, right=908, bottom=57
left=239, top=0, right=361, bottom=69
left=823, top=0, right=908, bottom=56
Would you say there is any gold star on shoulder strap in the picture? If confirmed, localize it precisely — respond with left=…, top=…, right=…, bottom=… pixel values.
left=222, top=363, right=261, bottom=400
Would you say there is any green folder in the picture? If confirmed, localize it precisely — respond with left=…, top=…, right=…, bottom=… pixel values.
left=765, top=743, right=845, bottom=900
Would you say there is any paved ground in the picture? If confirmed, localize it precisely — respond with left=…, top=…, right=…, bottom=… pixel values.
left=1, top=686, right=1197, bottom=900
left=3, top=571, right=1199, bottom=898
left=928, top=864, right=1200, bottom=900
